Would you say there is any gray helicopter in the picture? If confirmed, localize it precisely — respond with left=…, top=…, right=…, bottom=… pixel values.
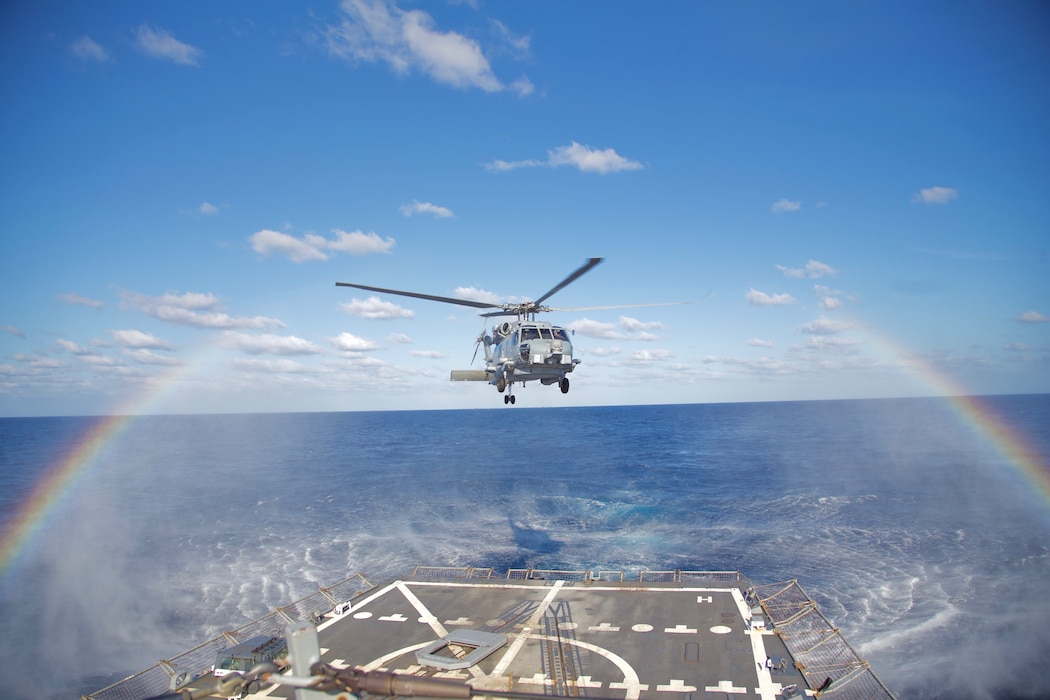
left=337, top=258, right=687, bottom=404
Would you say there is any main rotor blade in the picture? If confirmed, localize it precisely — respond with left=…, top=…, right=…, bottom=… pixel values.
left=533, top=257, right=604, bottom=306
left=335, top=282, right=498, bottom=310
left=551, top=300, right=694, bottom=312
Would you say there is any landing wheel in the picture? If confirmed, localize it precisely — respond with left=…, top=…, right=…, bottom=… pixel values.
left=497, top=377, right=507, bottom=393
left=511, top=395, right=516, bottom=404
left=560, top=377, right=570, bottom=394
left=504, top=394, right=516, bottom=405
left=504, top=394, right=510, bottom=404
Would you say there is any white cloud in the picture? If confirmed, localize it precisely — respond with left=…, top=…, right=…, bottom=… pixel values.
left=714, top=355, right=800, bottom=377
left=134, top=24, right=203, bottom=66
left=814, top=284, right=844, bottom=310
left=198, top=202, right=219, bottom=215
left=804, top=336, right=861, bottom=351
left=586, top=346, right=622, bottom=357
left=327, top=229, right=397, bottom=254
left=776, top=260, right=838, bottom=279
left=121, top=290, right=285, bottom=330
left=746, top=288, right=796, bottom=306
left=251, top=230, right=328, bottom=263
left=340, top=296, right=414, bottom=320
left=232, top=358, right=314, bottom=373
left=747, top=338, right=774, bottom=347
left=25, top=356, right=66, bottom=368
left=55, top=339, right=89, bottom=354
left=567, top=318, right=624, bottom=339
left=219, top=331, right=324, bottom=355
left=3, top=324, right=26, bottom=338
left=1015, top=310, right=1049, bottom=324
left=490, top=19, right=530, bottom=57
left=619, top=316, right=664, bottom=332
left=78, top=353, right=122, bottom=367
left=771, top=198, right=801, bottom=213
left=330, top=332, right=381, bottom=351
left=58, top=292, right=104, bottom=308
left=387, top=332, right=412, bottom=343
left=400, top=200, right=453, bottom=218
left=798, top=316, right=860, bottom=335
left=123, top=348, right=182, bottom=366
left=70, top=36, right=109, bottom=62
left=250, top=228, right=395, bottom=262
left=110, top=329, right=173, bottom=349
left=627, top=349, right=675, bottom=363
left=486, top=142, right=643, bottom=174
left=913, top=186, right=958, bottom=205
left=409, top=349, right=444, bottom=359
left=323, top=0, right=531, bottom=95
left=454, top=286, right=506, bottom=305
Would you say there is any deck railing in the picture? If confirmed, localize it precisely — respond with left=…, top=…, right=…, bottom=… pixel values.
left=82, top=573, right=373, bottom=700
left=754, top=579, right=897, bottom=700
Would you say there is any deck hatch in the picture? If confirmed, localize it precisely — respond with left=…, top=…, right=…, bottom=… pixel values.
left=415, top=629, right=507, bottom=670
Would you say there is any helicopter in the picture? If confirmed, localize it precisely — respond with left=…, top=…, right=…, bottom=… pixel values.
left=336, top=258, right=689, bottom=404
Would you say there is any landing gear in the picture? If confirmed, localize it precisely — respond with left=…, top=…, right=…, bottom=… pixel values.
left=503, top=394, right=516, bottom=405
left=496, top=377, right=507, bottom=393
left=560, top=377, right=570, bottom=394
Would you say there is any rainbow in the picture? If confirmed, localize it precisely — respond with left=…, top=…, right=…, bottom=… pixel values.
left=944, top=393, right=1050, bottom=502
left=0, top=414, right=133, bottom=575
left=863, top=329, right=1050, bottom=505
left=0, top=357, right=204, bottom=578
left=2, top=339, right=1047, bottom=578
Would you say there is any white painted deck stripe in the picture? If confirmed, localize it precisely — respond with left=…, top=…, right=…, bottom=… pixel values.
left=490, top=580, right=564, bottom=677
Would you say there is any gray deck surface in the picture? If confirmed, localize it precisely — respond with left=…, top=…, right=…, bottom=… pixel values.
left=194, top=575, right=809, bottom=699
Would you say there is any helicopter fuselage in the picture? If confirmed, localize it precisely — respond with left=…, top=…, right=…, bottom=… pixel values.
left=487, top=320, right=579, bottom=389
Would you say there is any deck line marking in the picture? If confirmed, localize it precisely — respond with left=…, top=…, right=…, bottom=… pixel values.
left=730, top=587, right=752, bottom=621
left=316, top=579, right=401, bottom=632
left=362, top=642, right=430, bottom=671
left=664, top=624, right=697, bottom=634
left=491, top=580, right=565, bottom=677
left=397, top=581, right=448, bottom=638
left=407, top=580, right=736, bottom=594
left=398, top=582, right=489, bottom=679
left=704, top=680, right=747, bottom=693
left=657, top=679, right=697, bottom=692
left=530, top=634, right=643, bottom=700
left=589, top=622, right=620, bottom=632
left=748, top=626, right=780, bottom=700
left=518, top=673, right=552, bottom=686
left=575, top=675, right=603, bottom=688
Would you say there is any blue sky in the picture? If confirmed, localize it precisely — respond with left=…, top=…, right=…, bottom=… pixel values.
left=1, top=1, right=1048, bottom=416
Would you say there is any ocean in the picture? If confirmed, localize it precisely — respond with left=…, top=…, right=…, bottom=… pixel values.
left=1, top=396, right=1048, bottom=699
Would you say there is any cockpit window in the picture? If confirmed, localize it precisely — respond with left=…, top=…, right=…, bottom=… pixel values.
left=552, top=329, right=570, bottom=341
left=522, top=328, right=540, bottom=340
left=539, top=328, right=553, bottom=339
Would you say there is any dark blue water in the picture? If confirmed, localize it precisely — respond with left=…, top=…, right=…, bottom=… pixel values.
left=1, top=397, right=1049, bottom=699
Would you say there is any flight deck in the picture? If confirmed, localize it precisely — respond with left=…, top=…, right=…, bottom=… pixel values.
left=84, top=568, right=896, bottom=700
left=307, top=575, right=800, bottom=699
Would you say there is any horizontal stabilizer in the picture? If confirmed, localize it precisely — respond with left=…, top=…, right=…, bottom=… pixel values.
left=450, top=370, right=490, bottom=382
